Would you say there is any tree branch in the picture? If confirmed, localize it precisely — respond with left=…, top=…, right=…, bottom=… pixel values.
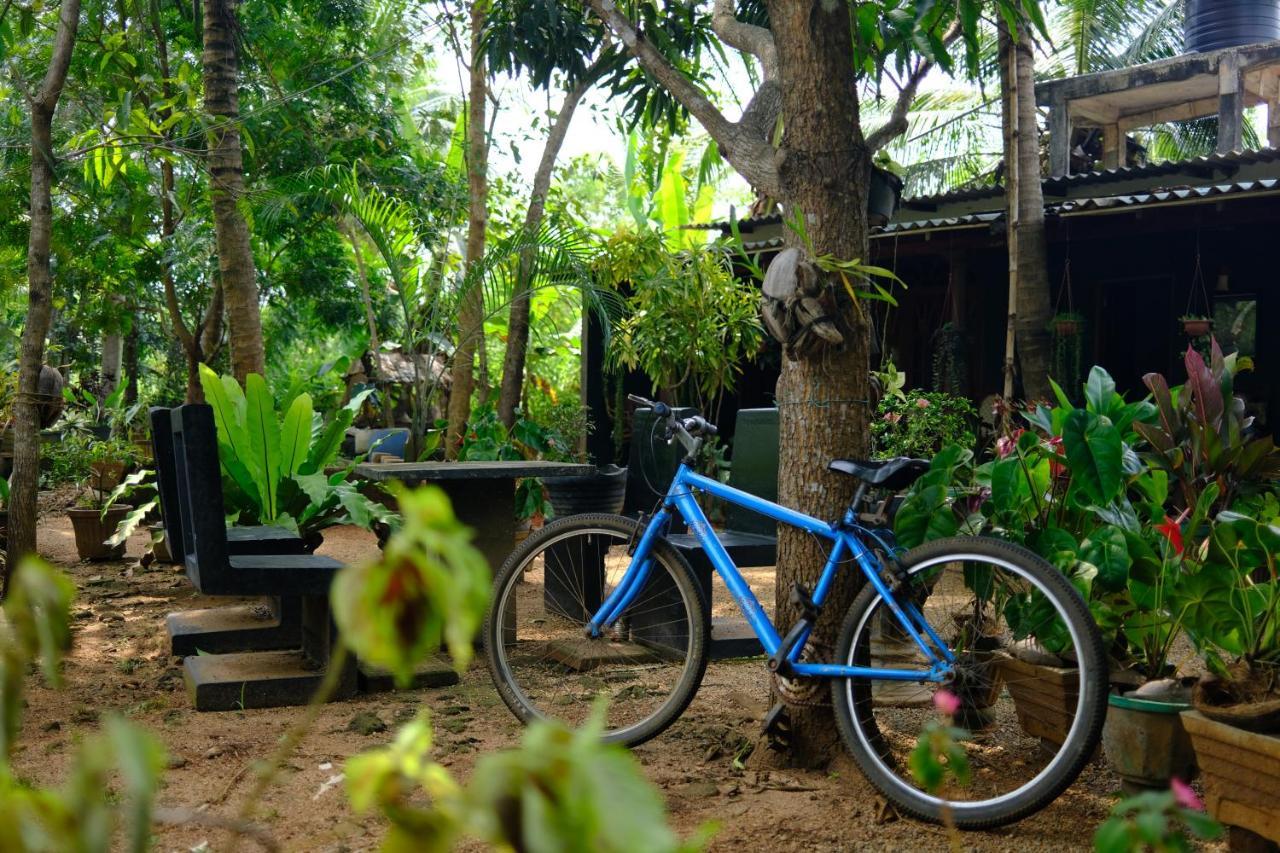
left=32, top=0, right=80, bottom=114
left=710, top=0, right=776, bottom=80
left=865, top=25, right=961, bottom=152
left=586, top=0, right=780, bottom=197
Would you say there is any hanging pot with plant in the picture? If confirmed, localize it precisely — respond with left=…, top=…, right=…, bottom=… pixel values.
left=1180, top=315, right=1213, bottom=337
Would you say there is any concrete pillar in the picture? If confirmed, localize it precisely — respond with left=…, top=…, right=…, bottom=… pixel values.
left=1268, top=98, right=1280, bottom=149
left=1218, top=55, right=1245, bottom=154
left=1102, top=124, right=1121, bottom=169
left=1048, top=97, right=1071, bottom=177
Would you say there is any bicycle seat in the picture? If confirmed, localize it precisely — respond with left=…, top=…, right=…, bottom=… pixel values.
left=828, top=457, right=930, bottom=490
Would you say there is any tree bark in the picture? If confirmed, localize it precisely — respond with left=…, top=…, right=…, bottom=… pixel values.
left=764, top=0, right=874, bottom=768
left=6, top=0, right=82, bottom=582
left=1005, top=18, right=1053, bottom=402
left=496, top=72, right=595, bottom=428
left=203, top=0, right=264, bottom=383
left=445, top=0, right=488, bottom=458
left=342, top=220, right=393, bottom=428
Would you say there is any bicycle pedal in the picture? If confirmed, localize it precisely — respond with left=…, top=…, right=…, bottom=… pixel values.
left=761, top=702, right=792, bottom=752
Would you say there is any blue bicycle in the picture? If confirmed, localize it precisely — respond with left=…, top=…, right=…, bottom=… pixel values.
left=484, top=397, right=1106, bottom=827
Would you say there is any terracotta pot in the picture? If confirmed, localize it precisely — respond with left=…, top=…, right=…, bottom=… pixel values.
left=67, top=505, right=132, bottom=561
left=148, top=522, right=174, bottom=564
left=1182, top=318, right=1213, bottom=337
left=996, top=651, right=1080, bottom=746
left=1182, top=710, right=1280, bottom=845
left=1053, top=319, right=1080, bottom=336
left=1103, top=692, right=1196, bottom=792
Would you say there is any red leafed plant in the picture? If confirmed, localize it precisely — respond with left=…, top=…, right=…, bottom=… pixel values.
left=1133, top=339, right=1280, bottom=516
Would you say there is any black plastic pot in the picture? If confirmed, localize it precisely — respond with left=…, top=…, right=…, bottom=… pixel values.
left=544, top=464, right=628, bottom=519
left=869, top=166, right=904, bottom=227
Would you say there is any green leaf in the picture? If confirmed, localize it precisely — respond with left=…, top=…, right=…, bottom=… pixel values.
left=279, top=393, right=314, bottom=478
left=244, top=374, right=282, bottom=522
left=1080, top=527, right=1131, bottom=592
left=1062, top=409, right=1124, bottom=505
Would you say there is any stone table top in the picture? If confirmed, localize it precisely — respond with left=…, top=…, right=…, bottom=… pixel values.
left=354, top=460, right=595, bottom=484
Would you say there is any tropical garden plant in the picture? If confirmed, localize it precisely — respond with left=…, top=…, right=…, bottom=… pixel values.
left=872, top=390, right=976, bottom=460
left=198, top=366, right=396, bottom=539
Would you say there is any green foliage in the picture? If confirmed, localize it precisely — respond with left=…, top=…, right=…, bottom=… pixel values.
left=331, top=486, right=490, bottom=687
left=1093, top=787, right=1221, bottom=853
left=872, top=391, right=975, bottom=459
left=346, top=705, right=707, bottom=853
left=1174, top=509, right=1280, bottom=685
left=333, top=486, right=698, bottom=852
left=1133, top=340, right=1280, bottom=516
left=601, top=229, right=762, bottom=415
left=0, top=558, right=165, bottom=852
left=198, top=366, right=395, bottom=537
left=457, top=402, right=575, bottom=520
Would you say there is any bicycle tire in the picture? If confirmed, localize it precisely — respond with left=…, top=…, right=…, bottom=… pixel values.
left=831, top=536, right=1108, bottom=828
left=483, top=513, right=709, bottom=747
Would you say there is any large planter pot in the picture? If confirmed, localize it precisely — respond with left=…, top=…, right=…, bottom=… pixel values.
left=1103, top=691, right=1197, bottom=792
left=1182, top=710, right=1280, bottom=845
left=996, top=651, right=1080, bottom=746
left=868, top=166, right=904, bottom=227
left=1181, top=318, right=1213, bottom=337
left=67, top=505, right=132, bottom=561
left=544, top=464, right=628, bottom=519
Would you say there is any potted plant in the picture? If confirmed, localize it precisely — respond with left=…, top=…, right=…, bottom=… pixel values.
left=85, top=436, right=142, bottom=494
left=870, top=150, right=905, bottom=226
left=1099, top=527, right=1198, bottom=792
left=1175, top=510, right=1280, bottom=845
left=1050, top=311, right=1084, bottom=337
left=67, top=440, right=143, bottom=561
left=1179, top=314, right=1213, bottom=337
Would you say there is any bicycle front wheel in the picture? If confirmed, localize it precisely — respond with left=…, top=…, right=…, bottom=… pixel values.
left=832, top=536, right=1107, bottom=828
left=483, top=513, right=709, bottom=747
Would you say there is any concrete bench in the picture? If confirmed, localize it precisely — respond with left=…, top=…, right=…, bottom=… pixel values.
left=152, top=406, right=308, bottom=656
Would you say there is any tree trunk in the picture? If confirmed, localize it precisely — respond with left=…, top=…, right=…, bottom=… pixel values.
left=496, top=73, right=594, bottom=428
left=101, top=329, right=124, bottom=395
left=203, top=0, right=264, bottom=383
left=445, top=0, right=488, bottom=458
left=123, top=317, right=139, bottom=405
left=764, top=0, right=873, bottom=768
left=6, top=0, right=82, bottom=583
left=1007, top=18, right=1053, bottom=402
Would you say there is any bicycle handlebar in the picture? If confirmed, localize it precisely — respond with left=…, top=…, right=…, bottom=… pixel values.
left=626, top=394, right=718, bottom=443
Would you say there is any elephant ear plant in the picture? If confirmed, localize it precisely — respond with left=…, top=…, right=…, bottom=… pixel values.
left=199, top=366, right=397, bottom=540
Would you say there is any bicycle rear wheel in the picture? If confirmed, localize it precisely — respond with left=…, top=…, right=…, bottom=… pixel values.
left=832, top=536, right=1106, bottom=828
left=483, top=513, right=709, bottom=747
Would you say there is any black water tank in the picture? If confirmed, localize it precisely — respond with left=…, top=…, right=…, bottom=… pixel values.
left=1185, top=0, right=1280, bottom=52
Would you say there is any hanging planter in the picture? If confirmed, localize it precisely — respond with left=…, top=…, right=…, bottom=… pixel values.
left=1050, top=312, right=1084, bottom=337
left=1180, top=315, right=1214, bottom=338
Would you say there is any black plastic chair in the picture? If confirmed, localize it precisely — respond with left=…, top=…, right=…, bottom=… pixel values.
left=151, top=406, right=305, bottom=655
left=169, top=404, right=355, bottom=710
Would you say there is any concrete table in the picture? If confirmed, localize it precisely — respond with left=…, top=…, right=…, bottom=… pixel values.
left=355, top=461, right=594, bottom=570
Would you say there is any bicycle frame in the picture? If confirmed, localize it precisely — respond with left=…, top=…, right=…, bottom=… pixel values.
left=587, top=462, right=956, bottom=682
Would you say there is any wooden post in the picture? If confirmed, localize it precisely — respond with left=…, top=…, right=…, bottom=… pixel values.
left=1102, top=124, right=1121, bottom=169
left=1218, top=54, right=1245, bottom=154
left=1001, top=25, right=1019, bottom=416
left=1048, top=97, right=1071, bottom=177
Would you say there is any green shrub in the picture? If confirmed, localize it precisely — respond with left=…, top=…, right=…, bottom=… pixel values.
left=872, top=391, right=975, bottom=459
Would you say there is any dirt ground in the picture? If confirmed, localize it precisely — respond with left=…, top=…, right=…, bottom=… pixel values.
left=10, top=512, right=1219, bottom=853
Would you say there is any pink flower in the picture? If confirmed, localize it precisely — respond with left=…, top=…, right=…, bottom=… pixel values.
left=1171, top=777, right=1203, bottom=811
left=883, top=412, right=901, bottom=424
left=996, top=428, right=1026, bottom=459
left=915, top=398, right=931, bottom=409
left=933, top=689, right=961, bottom=716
